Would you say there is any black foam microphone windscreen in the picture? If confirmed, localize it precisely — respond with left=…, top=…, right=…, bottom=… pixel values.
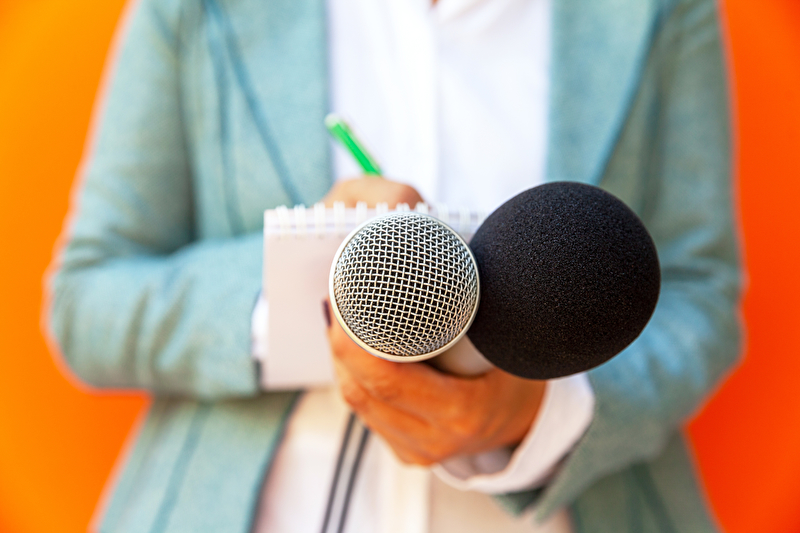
left=466, top=182, right=660, bottom=379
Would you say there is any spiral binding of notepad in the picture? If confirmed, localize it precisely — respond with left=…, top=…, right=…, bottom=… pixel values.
left=261, top=201, right=485, bottom=390
left=264, top=201, right=487, bottom=239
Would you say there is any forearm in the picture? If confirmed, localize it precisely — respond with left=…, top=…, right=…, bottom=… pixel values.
left=51, top=232, right=264, bottom=399
left=45, top=0, right=268, bottom=399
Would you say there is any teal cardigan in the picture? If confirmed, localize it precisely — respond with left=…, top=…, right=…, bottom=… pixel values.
left=49, top=0, right=741, bottom=530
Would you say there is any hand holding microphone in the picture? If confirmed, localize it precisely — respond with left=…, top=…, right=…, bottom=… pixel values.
left=323, top=205, right=547, bottom=465
left=325, top=303, right=547, bottom=466
left=319, top=187, right=545, bottom=467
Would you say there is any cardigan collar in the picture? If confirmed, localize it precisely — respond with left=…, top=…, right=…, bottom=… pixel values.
left=546, top=0, right=660, bottom=186
left=217, top=0, right=660, bottom=198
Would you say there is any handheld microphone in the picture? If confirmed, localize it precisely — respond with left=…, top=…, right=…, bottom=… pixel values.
left=329, top=212, right=480, bottom=363
left=329, top=182, right=661, bottom=379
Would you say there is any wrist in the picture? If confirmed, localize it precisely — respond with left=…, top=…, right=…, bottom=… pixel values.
left=461, top=371, right=547, bottom=456
left=490, top=377, right=547, bottom=451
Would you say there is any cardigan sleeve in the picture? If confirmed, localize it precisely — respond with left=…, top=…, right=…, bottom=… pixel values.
left=48, top=0, right=263, bottom=399
left=524, top=0, right=742, bottom=519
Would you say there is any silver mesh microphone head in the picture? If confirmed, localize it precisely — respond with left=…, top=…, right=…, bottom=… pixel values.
left=329, top=212, right=480, bottom=363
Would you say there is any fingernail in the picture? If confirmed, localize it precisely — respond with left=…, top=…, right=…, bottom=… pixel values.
left=322, top=300, right=331, bottom=328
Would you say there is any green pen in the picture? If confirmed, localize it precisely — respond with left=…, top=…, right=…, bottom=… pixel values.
left=325, top=113, right=383, bottom=176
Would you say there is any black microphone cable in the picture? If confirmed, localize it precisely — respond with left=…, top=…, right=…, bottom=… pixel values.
left=320, top=412, right=371, bottom=533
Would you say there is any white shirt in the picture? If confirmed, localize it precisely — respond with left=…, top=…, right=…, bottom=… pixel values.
left=252, top=0, right=596, bottom=530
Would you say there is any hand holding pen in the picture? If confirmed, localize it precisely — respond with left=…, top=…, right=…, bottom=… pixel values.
left=321, top=114, right=424, bottom=209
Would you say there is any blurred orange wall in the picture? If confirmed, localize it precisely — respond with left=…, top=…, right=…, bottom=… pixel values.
left=688, top=2, right=800, bottom=532
left=0, top=1, right=799, bottom=532
left=0, top=2, right=146, bottom=533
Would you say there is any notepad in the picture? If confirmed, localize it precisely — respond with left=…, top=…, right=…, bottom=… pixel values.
left=263, top=202, right=485, bottom=389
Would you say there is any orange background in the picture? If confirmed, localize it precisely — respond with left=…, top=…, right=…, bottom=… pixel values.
left=0, top=1, right=799, bottom=532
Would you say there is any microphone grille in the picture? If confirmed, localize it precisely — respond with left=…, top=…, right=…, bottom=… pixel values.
left=331, top=213, right=479, bottom=360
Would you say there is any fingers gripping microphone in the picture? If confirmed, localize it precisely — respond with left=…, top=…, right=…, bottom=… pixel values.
left=329, top=182, right=661, bottom=379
